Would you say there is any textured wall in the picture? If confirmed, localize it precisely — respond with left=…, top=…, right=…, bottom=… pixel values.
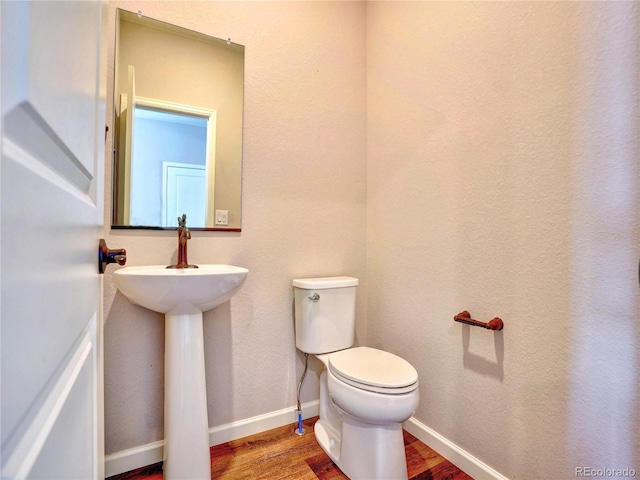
left=103, top=2, right=639, bottom=478
left=103, top=1, right=367, bottom=455
left=366, top=2, right=639, bottom=479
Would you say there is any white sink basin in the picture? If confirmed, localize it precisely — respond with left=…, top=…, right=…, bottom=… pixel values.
left=114, top=264, right=248, bottom=315
left=113, top=264, right=248, bottom=479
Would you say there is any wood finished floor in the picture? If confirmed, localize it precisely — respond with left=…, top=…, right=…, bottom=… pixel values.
left=107, top=417, right=473, bottom=480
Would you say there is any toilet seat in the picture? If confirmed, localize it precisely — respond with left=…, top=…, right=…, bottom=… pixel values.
left=328, top=347, right=418, bottom=395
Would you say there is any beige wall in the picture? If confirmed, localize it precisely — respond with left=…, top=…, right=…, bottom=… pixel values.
left=103, top=1, right=639, bottom=479
left=103, top=0, right=367, bottom=455
left=367, top=2, right=639, bottom=479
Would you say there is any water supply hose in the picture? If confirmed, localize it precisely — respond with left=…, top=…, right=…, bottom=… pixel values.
left=295, top=353, right=309, bottom=435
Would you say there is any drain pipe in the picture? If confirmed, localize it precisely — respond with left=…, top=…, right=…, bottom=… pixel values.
left=295, top=353, right=309, bottom=435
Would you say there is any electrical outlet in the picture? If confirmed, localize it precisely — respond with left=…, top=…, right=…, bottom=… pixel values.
left=215, top=210, right=228, bottom=225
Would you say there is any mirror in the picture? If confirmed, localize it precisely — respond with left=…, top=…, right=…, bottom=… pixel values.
left=112, top=9, right=244, bottom=230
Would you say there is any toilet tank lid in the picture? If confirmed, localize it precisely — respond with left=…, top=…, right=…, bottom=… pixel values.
left=292, top=276, right=358, bottom=289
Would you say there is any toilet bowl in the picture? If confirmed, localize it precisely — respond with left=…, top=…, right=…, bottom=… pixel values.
left=326, top=347, right=419, bottom=425
left=315, top=347, right=419, bottom=480
left=293, top=276, right=420, bottom=480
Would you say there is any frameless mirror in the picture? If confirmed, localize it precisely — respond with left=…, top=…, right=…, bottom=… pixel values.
left=112, top=9, right=244, bottom=230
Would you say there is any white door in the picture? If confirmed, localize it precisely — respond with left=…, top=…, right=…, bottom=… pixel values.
left=1, top=1, right=108, bottom=478
left=163, top=163, right=207, bottom=228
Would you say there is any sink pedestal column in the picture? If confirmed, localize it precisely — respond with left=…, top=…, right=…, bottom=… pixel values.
left=163, top=312, right=210, bottom=479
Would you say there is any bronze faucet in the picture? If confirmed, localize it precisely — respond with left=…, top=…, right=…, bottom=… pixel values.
left=167, top=214, right=198, bottom=269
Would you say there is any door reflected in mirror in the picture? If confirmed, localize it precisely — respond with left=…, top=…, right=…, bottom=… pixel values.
left=131, top=103, right=209, bottom=228
left=112, top=9, right=244, bottom=230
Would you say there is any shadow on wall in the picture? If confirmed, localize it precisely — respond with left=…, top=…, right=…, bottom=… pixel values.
left=461, top=326, right=504, bottom=382
left=104, top=292, right=165, bottom=453
left=203, top=301, right=235, bottom=425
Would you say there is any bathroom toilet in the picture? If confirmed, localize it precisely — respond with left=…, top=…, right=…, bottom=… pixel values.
left=293, top=276, right=419, bottom=480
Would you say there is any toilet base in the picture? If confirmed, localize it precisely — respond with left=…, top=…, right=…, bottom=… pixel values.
left=314, top=418, right=341, bottom=465
left=313, top=358, right=412, bottom=480
left=315, top=414, right=408, bottom=480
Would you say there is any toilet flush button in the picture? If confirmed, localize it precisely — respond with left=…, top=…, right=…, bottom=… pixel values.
left=330, top=439, right=336, bottom=446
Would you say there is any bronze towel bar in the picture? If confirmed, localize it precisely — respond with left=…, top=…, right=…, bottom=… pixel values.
left=454, top=311, right=504, bottom=331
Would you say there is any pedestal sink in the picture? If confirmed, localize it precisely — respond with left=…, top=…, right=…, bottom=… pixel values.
left=113, top=265, right=249, bottom=479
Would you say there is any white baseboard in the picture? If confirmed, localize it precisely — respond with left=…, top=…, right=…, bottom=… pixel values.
left=104, top=440, right=164, bottom=478
left=403, top=417, right=509, bottom=480
left=208, top=400, right=319, bottom=447
left=104, top=400, right=320, bottom=478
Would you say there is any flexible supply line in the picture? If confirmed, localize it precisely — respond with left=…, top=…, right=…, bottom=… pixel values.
left=295, top=353, right=309, bottom=435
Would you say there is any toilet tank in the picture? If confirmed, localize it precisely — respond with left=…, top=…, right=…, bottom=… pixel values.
left=293, top=276, right=358, bottom=354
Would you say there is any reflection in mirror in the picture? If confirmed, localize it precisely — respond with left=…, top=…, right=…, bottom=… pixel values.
left=129, top=99, right=213, bottom=227
left=112, top=9, right=244, bottom=230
